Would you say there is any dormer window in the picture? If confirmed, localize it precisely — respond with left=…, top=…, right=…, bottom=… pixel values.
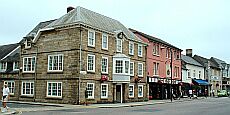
left=13, top=62, right=19, bottom=71
left=25, top=39, right=31, bottom=49
left=116, top=38, right=122, bottom=52
left=0, top=62, right=7, bottom=72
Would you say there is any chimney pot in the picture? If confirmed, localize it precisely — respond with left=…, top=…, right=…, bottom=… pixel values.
left=186, top=49, right=193, bottom=57
left=67, top=6, right=75, bottom=13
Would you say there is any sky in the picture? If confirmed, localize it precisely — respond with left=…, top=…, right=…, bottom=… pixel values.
left=0, top=0, right=230, bottom=63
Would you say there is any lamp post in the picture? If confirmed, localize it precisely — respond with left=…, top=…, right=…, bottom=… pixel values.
left=170, top=49, right=173, bottom=102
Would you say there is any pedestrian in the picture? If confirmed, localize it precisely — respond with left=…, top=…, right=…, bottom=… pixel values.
left=205, top=89, right=208, bottom=98
left=212, top=89, right=215, bottom=97
left=189, top=89, right=193, bottom=99
left=2, top=82, right=10, bottom=113
left=178, top=90, right=182, bottom=100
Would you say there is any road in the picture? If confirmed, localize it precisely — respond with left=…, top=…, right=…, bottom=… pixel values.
left=12, top=97, right=230, bottom=115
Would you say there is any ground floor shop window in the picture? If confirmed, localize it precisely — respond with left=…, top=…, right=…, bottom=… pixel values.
left=47, top=82, right=62, bottom=97
left=21, top=81, right=34, bottom=96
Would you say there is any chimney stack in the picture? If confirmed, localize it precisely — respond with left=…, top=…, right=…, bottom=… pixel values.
left=186, top=49, right=193, bottom=57
left=67, top=6, right=75, bottom=13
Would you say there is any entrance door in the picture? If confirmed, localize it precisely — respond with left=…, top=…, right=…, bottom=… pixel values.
left=116, top=85, right=121, bottom=103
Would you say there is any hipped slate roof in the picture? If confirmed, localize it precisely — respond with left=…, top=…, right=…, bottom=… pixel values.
left=210, top=57, right=226, bottom=68
left=20, top=19, right=56, bottom=43
left=129, top=28, right=181, bottom=50
left=45, top=6, right=142, bottom=42
left=0, top=43, right=19, bottom=60
left=193, top=55, right=219, bottom=69
left=181, top=55, right=203, bottom=67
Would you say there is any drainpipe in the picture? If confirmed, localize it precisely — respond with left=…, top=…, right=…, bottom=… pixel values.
left=18, top=44, right=22, bottom=101
left=78, top=25, right=82, bottom=104
left=34, top=45, right=38, bottom=102
left=170, top=49, right=173, bottom=102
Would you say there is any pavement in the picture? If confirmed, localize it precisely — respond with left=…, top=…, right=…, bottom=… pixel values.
left=0, top=97, right=208, bottom=114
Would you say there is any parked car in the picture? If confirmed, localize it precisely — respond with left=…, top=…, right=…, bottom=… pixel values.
left=217, top=90, right=229, bottom=97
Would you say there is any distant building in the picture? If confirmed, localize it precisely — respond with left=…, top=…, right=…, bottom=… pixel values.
left=210, top=57, right=230, bottom=92
left=0, top=43, right=20, bottom=100
left=194, top=55, right=221, bottom=96
left=181, top=49, right=208, bottom=97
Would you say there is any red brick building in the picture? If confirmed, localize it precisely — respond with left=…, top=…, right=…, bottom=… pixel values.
left=130, top=29, right=182, bottom=99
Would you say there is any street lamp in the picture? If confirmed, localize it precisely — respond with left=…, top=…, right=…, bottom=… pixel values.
left=165, top=49, right=173, bottom=102
left=170, top=49, right=173, bottom=102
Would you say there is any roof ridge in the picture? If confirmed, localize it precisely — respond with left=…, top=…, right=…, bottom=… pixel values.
left=0, top=43, right=19, bottom=47
left=77, top=6, right=121, bottom=24
left=130, top=28, right=181, bottom=50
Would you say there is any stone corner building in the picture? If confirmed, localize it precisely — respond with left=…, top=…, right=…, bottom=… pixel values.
left=20, top=6, right=148, bottom=104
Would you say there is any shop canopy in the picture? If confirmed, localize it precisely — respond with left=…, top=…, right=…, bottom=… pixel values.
left=193, top=79, right=209, bottom=85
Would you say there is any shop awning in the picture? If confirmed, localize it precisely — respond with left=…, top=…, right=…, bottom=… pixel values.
left=193, top=79, right=209, bottom=85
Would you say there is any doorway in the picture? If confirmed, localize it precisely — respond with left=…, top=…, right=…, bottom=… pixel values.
left=116, top=84, right=122, bottom=103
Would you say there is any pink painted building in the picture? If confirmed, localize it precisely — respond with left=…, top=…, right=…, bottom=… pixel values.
left=130, top=29, right=182, bottom=99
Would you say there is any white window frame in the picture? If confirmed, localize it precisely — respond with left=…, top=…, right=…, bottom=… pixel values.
left=199, top=71, right=201, bottom=78
left=13, top=61, right=19, bottom=71
left=101, top=84, right=108, bottom=99
left=153, top=62, right=159, bottom=76
left=166, top=48, right=168, bottom=58
left=130, top=62, right=134, bottom=76
left=102, top=33, right=108, bottom=50
left=138, top=44, right=143, bottom=57
left=138, top=85, right=143, bottom=97
left=114, top=60, right=123, bottom=74
left=113, top=58, right=130, bottom=75
left=193, top=70, right=196, bottom=78
left=129, top=84, right=134, bottom=98
left=138, top=63, right=143, bottom=77
left=21, top=81, right=34, bottom=96
left=4, top=81, right=15, bottom=95
left=0, top=62, right=7, bottom=72
left=101, top=57, right=108, bottom=74
left=87, top=83, right=95, bottom=99
left=125, top=61, right=130, bottom=74
left=188, top=69, right=191, bottom=78
left=23, top=56, right=36, bottom=73
left=116, top=38, right=122, bottom=53
left=47, top=82, right=62, bottom=98
left=88, top=30, right=95, bottom=47
left=87, top=54, right=95, bottom=72
left=47, top=54, right=64, bottom=72
left=129, top=41, right=134, bottom=55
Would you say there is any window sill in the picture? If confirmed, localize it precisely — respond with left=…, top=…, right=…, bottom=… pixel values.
left=129, top=97, right=134, bottom=98
left=45, top=96, right=62, bottom=100
left=9, top=94, right=15, bottom=97
left=101, top=73, right=108, bottom=75
left=88, top=45, right=95, bottom=48
left=47, top=71, right=63, bottom=74
left=101, top=98, right=108, bottom=100
left=102, top=48, right=108, bottom=51
left=23, top=71, right=35, bottom=74
left=129, top=53, right=134, bottom=56
left=87, top=71, right=95, bottom=74
left=86, top=98, right=95, bottom=100
left=20, top=95, right=34, bottom=98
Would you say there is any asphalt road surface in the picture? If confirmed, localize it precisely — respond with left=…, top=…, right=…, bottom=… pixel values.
left=20, top=97, right=230, bottom=115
